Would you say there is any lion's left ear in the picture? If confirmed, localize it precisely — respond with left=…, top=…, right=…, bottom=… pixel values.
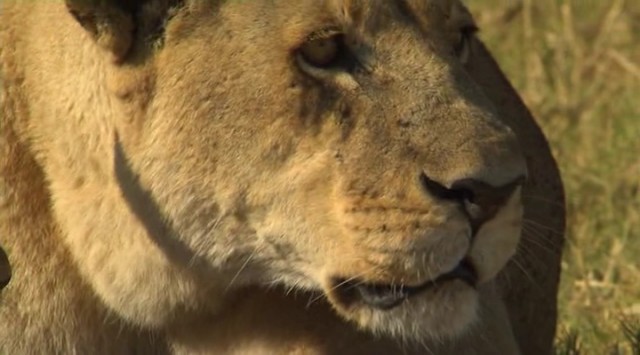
left=65, top=0, right=181, bottom=62
left=65, top=0, right=139, bottom=61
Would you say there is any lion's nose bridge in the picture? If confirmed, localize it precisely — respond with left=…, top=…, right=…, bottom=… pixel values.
left=404, top=87, right=528, bottom=189
left=424, top=139, right=528, bottom=190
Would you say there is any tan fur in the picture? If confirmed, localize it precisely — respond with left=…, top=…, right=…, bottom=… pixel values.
left=0, top=0, right=565, bottom=354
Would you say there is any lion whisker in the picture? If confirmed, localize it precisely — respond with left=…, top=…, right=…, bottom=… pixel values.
left=521, top=194, right=566, bottom=210
left=521, top=225, right=562, bottom=254
left=523, top=218, right=565, bottom=237
left=224, top=247, right=259, bottom=293
left=305, top=266, right=382, bottom=308
left=509, top=254, right=539, bottom=289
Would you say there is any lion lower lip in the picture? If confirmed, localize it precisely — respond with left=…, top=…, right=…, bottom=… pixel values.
left=332, top=258, right=478, bottom=310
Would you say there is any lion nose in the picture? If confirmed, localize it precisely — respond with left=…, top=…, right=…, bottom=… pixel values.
left=419, top=173, right=525, bottom=233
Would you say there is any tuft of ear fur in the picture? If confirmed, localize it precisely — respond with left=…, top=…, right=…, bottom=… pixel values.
left=64, top=0, right=182, bottom=62
left=65, top=0, right=138, bottom=61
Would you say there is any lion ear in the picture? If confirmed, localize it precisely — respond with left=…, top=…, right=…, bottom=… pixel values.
left=65, top=0, right=138, bottom=61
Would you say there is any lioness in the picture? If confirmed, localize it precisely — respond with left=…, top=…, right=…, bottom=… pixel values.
left=0, top=0, right=565, bottom=354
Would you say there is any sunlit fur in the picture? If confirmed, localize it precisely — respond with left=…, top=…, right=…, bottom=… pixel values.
left=0, top=0, right=549, bottom=353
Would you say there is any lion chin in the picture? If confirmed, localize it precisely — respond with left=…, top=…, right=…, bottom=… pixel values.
left=332, top=278, right=479, bottom=341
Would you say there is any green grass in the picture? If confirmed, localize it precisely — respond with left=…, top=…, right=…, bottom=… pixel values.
left=467, top=0, right=640, bottom=353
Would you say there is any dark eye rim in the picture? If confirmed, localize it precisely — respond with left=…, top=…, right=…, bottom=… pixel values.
left=296, top=30, right=359, bottom=72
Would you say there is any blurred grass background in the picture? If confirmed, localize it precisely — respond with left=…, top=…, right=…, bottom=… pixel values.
left=466, top=0, right=640, bottom=353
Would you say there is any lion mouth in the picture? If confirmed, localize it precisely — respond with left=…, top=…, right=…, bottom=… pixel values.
left=331, top=258, right=478, bottom=310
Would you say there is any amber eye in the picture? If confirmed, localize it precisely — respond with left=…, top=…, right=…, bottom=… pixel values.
left=299, top=34, right=341, bottom=68
left=454, top=25, right=478, bottom=64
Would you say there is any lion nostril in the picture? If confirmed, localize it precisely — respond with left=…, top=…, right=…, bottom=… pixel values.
left=420, top=172, right=525, bottom=231
left=451, top=177, right=525, bottom=230
left=419, top=173, right=464, bottom=201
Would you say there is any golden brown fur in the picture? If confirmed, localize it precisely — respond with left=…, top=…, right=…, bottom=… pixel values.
left=0, top=0, right=565, bottom=354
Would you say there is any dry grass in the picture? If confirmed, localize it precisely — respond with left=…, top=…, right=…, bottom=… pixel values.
left=467, top=0, right=640, bottom=353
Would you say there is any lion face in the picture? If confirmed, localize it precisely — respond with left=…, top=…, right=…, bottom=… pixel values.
left=44, top=0, right=526, bottom=342
left=125, top=0, right=528, bottom=340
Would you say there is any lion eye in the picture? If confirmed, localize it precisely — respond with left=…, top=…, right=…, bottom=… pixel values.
left=299, top=35, right=340, bottom=68
left=297, top=30, right=358, bottom=71
left=454, top=25, right=478, bottom=64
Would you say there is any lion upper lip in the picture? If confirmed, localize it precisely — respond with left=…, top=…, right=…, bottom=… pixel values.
left=332, top=258, right=478, bottom=310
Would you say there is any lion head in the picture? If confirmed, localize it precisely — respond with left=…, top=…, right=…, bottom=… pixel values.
left=3, top=0, right=527, bottom=344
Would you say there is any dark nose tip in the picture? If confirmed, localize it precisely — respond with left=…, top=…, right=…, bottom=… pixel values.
left=419, top=173, right=525, bottom=232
